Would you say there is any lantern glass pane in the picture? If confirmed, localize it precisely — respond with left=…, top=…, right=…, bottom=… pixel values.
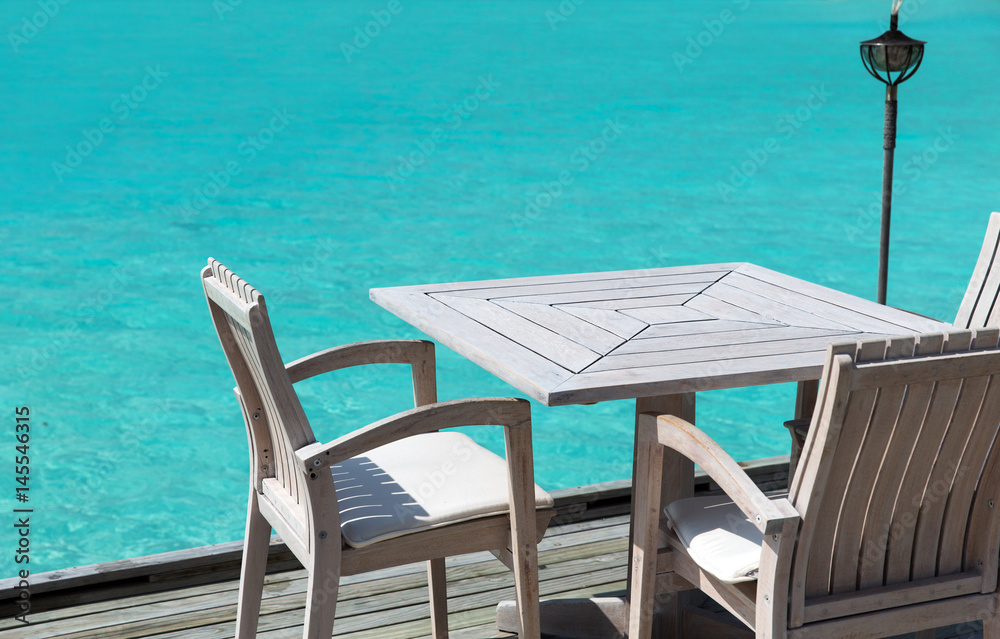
left=870, top=44, right=923, bottom=73
left=906, top=45, right=924, bottom=72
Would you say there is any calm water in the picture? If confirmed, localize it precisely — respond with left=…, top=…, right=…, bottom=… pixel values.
left=2, top=0, right=999, bottom=573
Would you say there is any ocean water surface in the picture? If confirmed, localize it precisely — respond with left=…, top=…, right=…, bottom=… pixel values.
left=2, top=0, right=999, bottom=572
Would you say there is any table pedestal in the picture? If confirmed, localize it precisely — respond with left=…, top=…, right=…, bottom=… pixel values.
left=630, top=394, right=695, bottom=638
left=497, top=394, right=696, bottom=639
left=497, top=382, right=819, bottom=638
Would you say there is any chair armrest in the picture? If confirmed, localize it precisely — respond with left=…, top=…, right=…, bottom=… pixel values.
left=285, top=339, right=436, bottom=407
left=639, top=412, right=799, bottom=536
left=285, top=339, right=434, bottom=382
left=296, top=397, right=530, bottom=472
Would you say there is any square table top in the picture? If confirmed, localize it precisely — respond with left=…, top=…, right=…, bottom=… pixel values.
left=370, top=263, right=952, bottom=406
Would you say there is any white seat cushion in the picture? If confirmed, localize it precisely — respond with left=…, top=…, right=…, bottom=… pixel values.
left=333, top=431, right=554, bottom=548
left=665, top=494, right=786, bottom=584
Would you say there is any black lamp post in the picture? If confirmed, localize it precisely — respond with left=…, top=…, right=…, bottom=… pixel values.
left=860, top=3, right=925, bottom=305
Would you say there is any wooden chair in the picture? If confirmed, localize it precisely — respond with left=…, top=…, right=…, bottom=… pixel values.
left=955, top=211, right=1000, bottom=328
left=786, top=210, right=1000, bottom=476
left=629, top=328, right=1000, bottom=639
left=201, top=258, right=554, bottom=639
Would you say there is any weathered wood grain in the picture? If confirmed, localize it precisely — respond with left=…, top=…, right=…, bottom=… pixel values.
left=371, top=263, right=953, bottom=407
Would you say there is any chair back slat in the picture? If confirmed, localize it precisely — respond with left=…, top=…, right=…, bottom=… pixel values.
left=909, top=374, right=990, bottom=579
left=964, top=422, right=1000, bottom=591
left=830, top=340, right=915, bottom=594
left=925, top=329, right=1000, bottom=576
left=202, top=260, right=317, bottom=532
left=787, top=341, right=859, bottom=499
left=801, top=336, right=907, bottom=597
left=956, top=212, right=1000, bottom=328
left=856, top=372, right=935, bottom=589
left=790, top=329, right=1000, bottom=618
left=836, top=337, right=919, bottom=591
left=937, top=377, right=1000, bottom=573
left=800, top=374, right=879, bottom=598
left=857, top=333, right=947, bottom=587
left=883, top=334, right=978, bottom=583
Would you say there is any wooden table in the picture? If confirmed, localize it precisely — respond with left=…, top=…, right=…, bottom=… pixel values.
left=370, top=262, right=951, bottom=637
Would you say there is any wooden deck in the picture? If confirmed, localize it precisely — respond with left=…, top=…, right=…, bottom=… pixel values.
left=0, top=469, right=987, bottom=639
left=0, top=515, right=628, bottom=639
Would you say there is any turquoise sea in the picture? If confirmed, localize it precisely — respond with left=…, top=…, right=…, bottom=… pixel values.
left=2, top=0, right=999, bottom=573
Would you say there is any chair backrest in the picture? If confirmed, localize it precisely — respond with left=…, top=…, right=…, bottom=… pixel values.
left=202, top=258, right=319, bottom=544
left=788, top=328, right=1000, bottom=623
left=955, top=211, right=1000, bottom=328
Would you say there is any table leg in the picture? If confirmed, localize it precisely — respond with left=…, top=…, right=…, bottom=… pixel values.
left=631, top=394, right=695, bottom=638
left=497, top=393, right=696, bottom=639
left=794, top=379, right=819, bottom=422
left=788, top=380, right=819, bottom=479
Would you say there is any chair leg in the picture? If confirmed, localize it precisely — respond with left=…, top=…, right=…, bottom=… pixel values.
left=302, top=550, right=340, bottom=639
left=508, top=535, right=541, bottom=639
left=982, top=617, right=999, bottom=639
left=235, top=493, right=272, bottom=639
left=427, top=558, right=449, bottom=638
left=628, top=437, right=665, bottom=639
left=505, top=425, right=542, bottom=639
